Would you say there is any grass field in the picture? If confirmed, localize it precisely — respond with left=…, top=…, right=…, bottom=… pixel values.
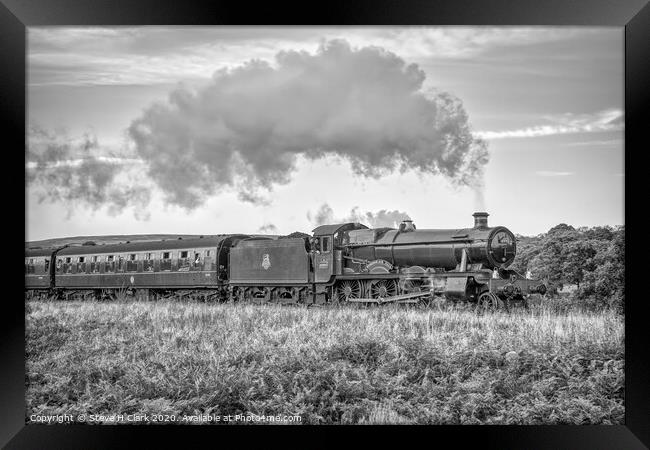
left=25, top=300, right=624, bottom=424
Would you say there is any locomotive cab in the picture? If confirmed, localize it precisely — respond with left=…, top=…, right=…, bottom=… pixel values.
left=311, top=223, right=368, bottom=283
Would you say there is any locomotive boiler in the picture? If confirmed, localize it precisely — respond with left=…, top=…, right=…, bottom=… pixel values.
left=344, top=212, right=516, bottom=271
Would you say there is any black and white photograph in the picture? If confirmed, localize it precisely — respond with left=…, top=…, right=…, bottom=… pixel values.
left=23, top=25, right=625, bottom=426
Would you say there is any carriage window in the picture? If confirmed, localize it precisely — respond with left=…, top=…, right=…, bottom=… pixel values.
left=126, top=254, right=138, bottom=272
left=105, top=255, right=115, bottom=272
left=89, top=255, right=99, bottom=272
left=161, top=252, right=172, bottom=271
left=44, top=259, right=49, bottom=271
left=206, top=250, right=211, bottom=257
left=77, top=256, right=87, bottom=273
left=177, top=250, right=190, bottom=271
left=143, top=252, right=154, bottom=272
left=65, top=257, right=71, bottom=263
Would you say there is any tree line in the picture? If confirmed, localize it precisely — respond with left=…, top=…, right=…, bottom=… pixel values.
left=510, top=224, right=625, bottom=312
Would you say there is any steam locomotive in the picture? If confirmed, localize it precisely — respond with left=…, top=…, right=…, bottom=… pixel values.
left=25, top=212, right=546, bottom=310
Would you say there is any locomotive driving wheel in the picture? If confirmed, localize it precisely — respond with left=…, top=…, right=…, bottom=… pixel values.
left=370, top=279, right=398, bottom=300
left=335, top=280, right=362, bottom=304
left=476, top=292, right=504, bottom=313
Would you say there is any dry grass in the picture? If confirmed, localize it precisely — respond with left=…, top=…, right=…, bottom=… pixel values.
left=25, top=301, right=624, bottom=424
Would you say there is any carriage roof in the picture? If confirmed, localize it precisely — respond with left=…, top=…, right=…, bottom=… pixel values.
left=55, top=236, right=231, bottom=256
left=24, top=248, right=53, bottom=258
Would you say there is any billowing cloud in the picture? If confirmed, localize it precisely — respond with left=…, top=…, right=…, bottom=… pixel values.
left=564, top=139, right=622, bottom=147
left=128, top=39, right=488, bottom=209
left=476, top=108, right=623, bottom=140
left=308, top=203, right=411, bottom=228
left=26, top=126, right=151, bottom=218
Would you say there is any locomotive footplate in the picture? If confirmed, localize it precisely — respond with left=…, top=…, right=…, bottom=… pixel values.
left=346, top=291, right=431, bottom=304
left=335, top=273, right=399, bottom=281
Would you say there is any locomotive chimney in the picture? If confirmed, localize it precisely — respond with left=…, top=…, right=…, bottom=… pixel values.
left=472, top=212, right=489, bottom=229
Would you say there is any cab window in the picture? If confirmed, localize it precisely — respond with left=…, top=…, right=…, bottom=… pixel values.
left=321, top=236, right=332, bottom=253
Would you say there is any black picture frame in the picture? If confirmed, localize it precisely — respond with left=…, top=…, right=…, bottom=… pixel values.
left=3, top=0, right=647, bottom=447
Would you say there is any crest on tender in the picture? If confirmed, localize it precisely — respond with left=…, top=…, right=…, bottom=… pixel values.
left=262, top=253, right=271, bottom=270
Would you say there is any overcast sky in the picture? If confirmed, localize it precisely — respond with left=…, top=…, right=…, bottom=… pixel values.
left=26, top=26, right=624, bottom=241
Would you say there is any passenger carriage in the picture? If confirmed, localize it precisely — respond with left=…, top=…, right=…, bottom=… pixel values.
left=27, top=235, right=249, bottom=301
left=25, top=248, right=52, bottom=300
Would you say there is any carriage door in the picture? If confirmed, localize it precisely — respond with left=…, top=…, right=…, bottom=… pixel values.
left=314, top=235, right=334, bottom=283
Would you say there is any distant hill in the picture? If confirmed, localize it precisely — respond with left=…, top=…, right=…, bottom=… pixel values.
left=25, top=234, right=219, bottom=250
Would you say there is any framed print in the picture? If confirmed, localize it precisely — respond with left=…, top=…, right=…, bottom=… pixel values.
left=2, top=0, right=648, bottom=447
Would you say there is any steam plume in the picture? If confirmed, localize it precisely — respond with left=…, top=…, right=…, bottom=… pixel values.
left=128, top=39, right=488, bottom=208
left=257, top=223, right=279, bottom=234
left=26, top=126, right=151, bottom=218
left=308, top=203, right=411, bottom=228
